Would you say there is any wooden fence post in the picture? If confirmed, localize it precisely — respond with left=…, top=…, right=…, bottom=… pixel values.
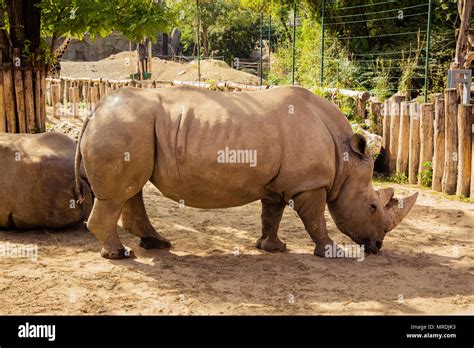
left=35, top=69, right=42, bottom=129
left=71, top=86, right=80, bottom=119
left=432, top=98, right=445, bottom=191
left=0, top=69, right=6, bottom=132
left=51, top=84, right=60, bottom=119
left=370, top=101, right=382, bottom=135
left=396, top=101, right=410, bottom=174
left=382, top=99, right=391, bottom=172
left=471, top=104, right=474, bottom=197
left=90, top=85, right=99, bottom=112
left=408, top=102, right=421, bottom=184
left=456, top=103, right=472, bottom=196
left=442, top=89, right=458, bottom=194
left=418, top=103, right=434, bottom=185
left=13, top=62, right=27, bottom=133
left=389, top=95, right=404, bottom=173
left=3, top=68, right=16, bottom=133
left=23, top=69, right=36, bottom=133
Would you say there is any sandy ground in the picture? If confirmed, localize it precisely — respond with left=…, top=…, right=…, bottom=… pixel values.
left=61, top=51, right=260, bottom=84
left=0, top=178, right=472, bottom=315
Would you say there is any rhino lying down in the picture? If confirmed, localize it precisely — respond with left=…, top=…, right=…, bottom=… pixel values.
left=0, top=133, right=92, bottom=229
left=75, top=85, right=418, bottom=259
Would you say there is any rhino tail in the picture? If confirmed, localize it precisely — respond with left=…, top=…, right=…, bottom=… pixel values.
left=74, top=111, right=92, bottom=204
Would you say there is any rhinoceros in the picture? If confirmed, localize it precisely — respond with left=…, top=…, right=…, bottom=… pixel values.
left=0, top=132, right=92, bottom=229
left=75, top=85, right=417, bottom=259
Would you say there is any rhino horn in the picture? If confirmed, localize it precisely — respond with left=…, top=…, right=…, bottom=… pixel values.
left=377, top=187, right=395, bottom=206
left=384, top=192, right=418, bottom=233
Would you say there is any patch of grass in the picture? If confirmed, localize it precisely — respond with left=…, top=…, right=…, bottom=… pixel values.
left=372, top=174, right=474, bottom=204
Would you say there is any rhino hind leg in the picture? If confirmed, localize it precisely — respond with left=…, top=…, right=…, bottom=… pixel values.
left=256, top=200, right=287, bottom=252
left=293, top=189, right=337, bottom=257
left=87, top=198, right=133, bottom=259
left=121, top=190, right=172, bottom=250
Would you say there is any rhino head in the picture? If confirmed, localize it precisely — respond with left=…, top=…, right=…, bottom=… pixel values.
left=327, top=134, right=418, bottom=254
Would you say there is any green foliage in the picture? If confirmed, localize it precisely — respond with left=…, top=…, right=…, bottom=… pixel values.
left=418, top=161, right=433, bottom=187
left=38, top=0, right=171, bottom=42
left=389, top=172, right=409, bottom=184
left=169, top=0, right=259, bottom=59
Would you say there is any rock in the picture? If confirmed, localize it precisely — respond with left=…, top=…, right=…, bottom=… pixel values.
left=351, top=123, right=382, bottom=160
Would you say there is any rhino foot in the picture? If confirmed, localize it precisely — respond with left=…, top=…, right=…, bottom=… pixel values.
left=256, top=237, right=287, bottom=252
left=101, top=246, right=135, bottom=259
left=314, top=242, right=344, bottom=258
left=139, top=237, right=172, bottom=250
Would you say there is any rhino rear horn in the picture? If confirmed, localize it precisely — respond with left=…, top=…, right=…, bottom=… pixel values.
left=385, top=192, right=418, bottom=232
left=377, top=187, right=395, bottom=207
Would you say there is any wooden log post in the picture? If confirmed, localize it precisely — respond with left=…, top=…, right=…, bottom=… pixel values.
left=418, top=103, right=434, bottom=185
left=408, top=102, right=421, bottom=184
left=40, top=69, right=46, bottom=131
left=442, top=89, right=459, bottom=194
left=51, top=84, right=60, bottom=119
left=13, top=67, right=27, bottom=133
left=71, top=86, right=80, bottom=119
left=370, top=101, right=383, bottom=135
left=3, top=68, right=16, bottom=133
left=90, top=85, right=99, bottom=112
left=389, top=95, right=404, bottom=173
left=382, top=99, right=391, bottom=172
left=396, top=101, right=410, bottom=174
left=23, top=69, right=36, bottom=133
left=432, top=98, right=445, bottom=191
left=456, top=103, right=472, bottom=196
left=64, top=79, right=71, bottom=104
left=0, top=68, right=6, bottom=132
left=35, top=69, right=42, bottom=129
left=471, top=105, right=474, bottom=197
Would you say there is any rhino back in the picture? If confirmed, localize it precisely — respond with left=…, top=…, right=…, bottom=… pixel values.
left=0, top=133, right=87, bottom=229
left=151, top=86, right=340, bottom=207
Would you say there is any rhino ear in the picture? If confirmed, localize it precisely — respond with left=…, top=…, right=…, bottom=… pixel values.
left=350, top=133, right=370, bottom=160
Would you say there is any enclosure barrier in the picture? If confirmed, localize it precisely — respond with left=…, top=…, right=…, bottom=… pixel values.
left=0, top=63, right=47, bottom=133
left=381, top=92, right=473, bottom=198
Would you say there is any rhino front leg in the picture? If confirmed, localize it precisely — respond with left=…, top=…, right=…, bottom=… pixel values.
left=256, top=200, right=287, bottom=252
left=293, top=188, right=336, bottom=257
left=121, top=190, right=172, bottom=250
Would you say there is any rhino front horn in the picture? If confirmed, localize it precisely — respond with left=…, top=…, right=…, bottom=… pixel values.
left=385, top=192, right=418, bottom=232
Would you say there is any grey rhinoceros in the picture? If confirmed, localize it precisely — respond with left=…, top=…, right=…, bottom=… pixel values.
left=0, top=132, right=92, bottom=229
left=75, top=85, right=417, bottom=259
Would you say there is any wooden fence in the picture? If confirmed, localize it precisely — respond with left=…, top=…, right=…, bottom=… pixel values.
left=0, top=65, right=47, bottom=133
left=46, top=77, right=269, bottom=118
left=377, top=93, right=473, bottom=198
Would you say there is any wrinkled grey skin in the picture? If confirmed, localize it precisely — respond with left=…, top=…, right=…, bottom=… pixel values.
left=75, top=85, right=417, bottom=259
left=0, top=133, right=92, bottom=229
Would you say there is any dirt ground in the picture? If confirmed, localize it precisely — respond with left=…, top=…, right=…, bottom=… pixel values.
left=0, top=179, right=472, bottom=315
left=61, top=51, right=260, bottom=84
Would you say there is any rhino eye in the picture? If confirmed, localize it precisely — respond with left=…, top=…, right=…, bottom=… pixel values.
left=370, top=204, right=377, bottom=214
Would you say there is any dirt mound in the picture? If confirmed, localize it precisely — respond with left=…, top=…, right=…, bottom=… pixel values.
left=61, top=51, right=260, bottom=84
